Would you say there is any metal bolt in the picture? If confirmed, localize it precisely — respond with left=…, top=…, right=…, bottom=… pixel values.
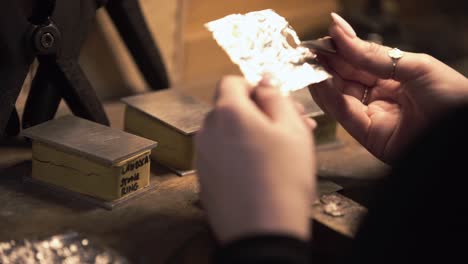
left=40, top=32, right=55, bottom=49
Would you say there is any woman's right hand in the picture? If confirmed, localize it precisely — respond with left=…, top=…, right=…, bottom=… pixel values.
left=309, top=13, right=468, bottom=164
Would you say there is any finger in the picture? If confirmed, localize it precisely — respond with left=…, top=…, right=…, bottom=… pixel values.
left=195, top=109, right=215, bottom=147
left=330, top=13, right=433, bottom=83
left=309, top=77, right=370, bottom=143
left=343, top=81, right=367, bottom=101
left=214, top=75, right=255, bottom=105
left=311, top=73, right=400, bottom=114
left=330, top=70, right=369, bottom=101
left=294, top=102, right=306, bottom=115
left=303, top=117, right=317, bottom=131
left=368, top=79, right=401, bottom=102
left=213, top=75, right=269, bottom=125
left=253, top=78, right=300, bottom=122
left=317, top=53, right=377, bottom=87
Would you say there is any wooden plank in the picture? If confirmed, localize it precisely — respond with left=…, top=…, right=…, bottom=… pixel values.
left=22, top=115, right=157, bottom=166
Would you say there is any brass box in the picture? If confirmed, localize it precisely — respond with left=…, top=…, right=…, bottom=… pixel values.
left=22, top=116, right=157, bottom=202
left=122, top=90, right=211, bottom=175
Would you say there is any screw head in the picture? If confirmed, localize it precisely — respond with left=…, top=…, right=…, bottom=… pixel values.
left=30, top=21, right=62, bottom=55
left=40, top=32, right=55, bottom=49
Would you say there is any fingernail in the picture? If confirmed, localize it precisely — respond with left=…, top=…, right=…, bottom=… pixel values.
left=331, top=13, right=356, bottom=38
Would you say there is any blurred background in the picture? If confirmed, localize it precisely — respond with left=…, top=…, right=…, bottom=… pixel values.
left=17, top=0, right=468, bottom=107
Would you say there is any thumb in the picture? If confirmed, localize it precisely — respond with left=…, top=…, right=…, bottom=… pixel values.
left=329, top=13, right=434, bottom=83
left=253, top=76, right=299, bottom=122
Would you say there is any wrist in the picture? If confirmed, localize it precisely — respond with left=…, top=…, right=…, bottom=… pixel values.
left=216, top=234, right=311, bottom=264
left=216, top=193, right=312, bottom=244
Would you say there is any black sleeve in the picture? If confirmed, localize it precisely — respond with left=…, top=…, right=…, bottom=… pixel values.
left=350, top=105, right=468, bottom=264
left=214, top=235, right=310, bottom=264
left=215, top=106, right=468, bottom=264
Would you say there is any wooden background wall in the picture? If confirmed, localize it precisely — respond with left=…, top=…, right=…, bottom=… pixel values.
left=79, top=0, right=338, bottom=101
left=18, top=1, right=466, bottom=105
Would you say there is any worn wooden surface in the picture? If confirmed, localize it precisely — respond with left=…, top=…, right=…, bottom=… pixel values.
left=0, top=101, right=388, bottom=263
left=22, top=115, right=157, bottom=166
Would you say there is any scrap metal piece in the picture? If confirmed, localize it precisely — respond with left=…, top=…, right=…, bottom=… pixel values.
left=323, top=202, right=345, bottom=217
left=312, top=193, right=368, bottom=238
left=206, top=9, right=330, bottom=95
left=0, top=232, right=129, bottom=263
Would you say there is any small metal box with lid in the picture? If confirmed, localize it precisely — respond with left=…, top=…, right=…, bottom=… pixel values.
left=122, top=89, right=211, bottom=175
left=22, top=115, right=158, bottom=202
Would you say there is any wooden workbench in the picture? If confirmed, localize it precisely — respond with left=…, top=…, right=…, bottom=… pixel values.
left=0, top=102, right=387, bottom=263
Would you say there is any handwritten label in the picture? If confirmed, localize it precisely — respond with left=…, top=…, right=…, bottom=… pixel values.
left=120, top=172, right=140, bottom=187
left=121, top=155, right=149, bottom=175
left=121, top=172, right=140, bottom=196
left=121, top=183, right=139, bottom=196
left=119, top=154, right=149, bottom=197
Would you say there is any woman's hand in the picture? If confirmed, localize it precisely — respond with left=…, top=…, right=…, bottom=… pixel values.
left=196, top=76, right=316, bottom=244
left=310, top=13, right=468, bottom=163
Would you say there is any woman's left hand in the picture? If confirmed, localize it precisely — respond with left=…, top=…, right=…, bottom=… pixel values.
left=195, top=76, right=317, bottom=244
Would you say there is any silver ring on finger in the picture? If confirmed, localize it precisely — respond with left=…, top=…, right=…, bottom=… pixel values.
left=388, top=48, right=404, bottom=80
left=361, top=87, right=370, bottom=105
